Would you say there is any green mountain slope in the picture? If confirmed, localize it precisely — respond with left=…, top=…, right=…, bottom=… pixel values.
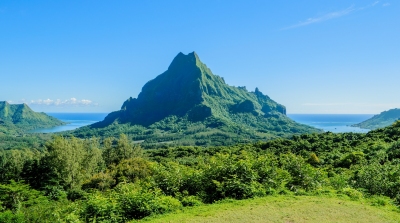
left=74, top=52, right=320, bottom=146
left=0, top=101, right=65, bottom=134
left=352, top=108, right=400, bottom=130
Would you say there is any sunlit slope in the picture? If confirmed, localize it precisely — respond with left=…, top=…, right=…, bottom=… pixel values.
left=140, top=196, right=400, bottom=223
left=74, top=52, right=320, bottom=146
left=352, top=108, right=400, bottom=130
left=0, top=101, right=64, bottom=134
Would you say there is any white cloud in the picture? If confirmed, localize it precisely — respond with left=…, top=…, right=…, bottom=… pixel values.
left=283, top=2, right=381, bottom=30
left=303, top=102, right=400, bottom=108
left=383, top=3, right=391, bottom=7
left=372, top=1, right=380, bottom=6
left=25, top=98, right=98, bottom=107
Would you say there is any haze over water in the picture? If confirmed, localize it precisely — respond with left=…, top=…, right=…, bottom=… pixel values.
left=29, top=113, right=108, bottom=133
left=288, top=114, right=374, bottom=133
left=30, top=113, right=374, bottom=134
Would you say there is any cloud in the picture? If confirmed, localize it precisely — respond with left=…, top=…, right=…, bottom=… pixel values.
left=372, top=1, right=380, bottom=6
left=383, top=3, right=391, bottom=7
left=23, top=98, right=98, bottom=107
left=283, top=2, right=381, bottom=30
left=302, top=102, right=400, bottom=108
left=303, top=103, right=352, bottom=106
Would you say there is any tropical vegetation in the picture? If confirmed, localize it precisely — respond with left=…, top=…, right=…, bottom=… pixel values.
left=352, top=108, right=400, bottom=129
left=1, top=121, right=400, bottom=222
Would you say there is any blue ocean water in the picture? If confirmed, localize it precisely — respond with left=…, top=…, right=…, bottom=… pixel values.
left=30, top=113, right=374, bottom=134
left=287, top=114, right=374, bottom=133
left=30, top=113, right=108, bottom=133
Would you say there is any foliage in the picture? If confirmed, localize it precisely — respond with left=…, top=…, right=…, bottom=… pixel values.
left=1, top=121, right=400, bottom=221
left=352, top=108, right=400, bottom=130
left=0, top=101, right=65, bottom=134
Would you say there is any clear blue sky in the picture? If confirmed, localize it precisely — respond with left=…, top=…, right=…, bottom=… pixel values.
left=1, top=1, right=399, bottom=114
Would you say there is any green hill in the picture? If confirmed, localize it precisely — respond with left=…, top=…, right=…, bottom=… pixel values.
left=73, top=52, right=320, bottom=146
left=352, top=108, right=400, bottom=130
left=0, top=101, right=65, bottom=135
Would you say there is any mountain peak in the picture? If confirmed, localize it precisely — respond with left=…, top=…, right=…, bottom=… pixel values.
left=0, top=101, right=65, bottom=131
left=96, top=51, right=293, bottom=127
left=168, top=52, right=201, bottom=71
left=82, top=52, right=320, bottom=146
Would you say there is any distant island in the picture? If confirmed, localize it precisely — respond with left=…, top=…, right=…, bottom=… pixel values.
left=351, top=108, right=400, bottom=130
left=73, top=52, right=320, bottom=146
left=0, top=101, right=65, bottom=135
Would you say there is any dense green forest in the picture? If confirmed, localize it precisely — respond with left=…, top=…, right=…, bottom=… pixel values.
left=1, top=121, right=400, bottom=222
left=73, top=114, right=319, bottom=148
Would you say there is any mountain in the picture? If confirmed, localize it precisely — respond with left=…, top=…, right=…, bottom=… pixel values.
left=352, top=108, right=400, bottom=130
left=0, top=101, right=65, bottom=134
left=74, top=52, right=320, bottom=147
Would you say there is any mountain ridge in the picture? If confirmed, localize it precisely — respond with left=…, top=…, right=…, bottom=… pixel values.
left=75, top=52, right=320, bottom=147
left=0, top=101, right=65, bottom=134
left=352, top=108, right=400, bottom=130
left=97, top=52, right=287, bottom=127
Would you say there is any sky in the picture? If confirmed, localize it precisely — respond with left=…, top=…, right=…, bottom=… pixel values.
left=1, top=1, right=399, bottom=114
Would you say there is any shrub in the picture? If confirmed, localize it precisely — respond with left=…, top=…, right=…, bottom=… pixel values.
left=180, top=196, right=203, bottom=207
left=82, top=172, right=116, bottom=191
left=116, top=183, right=181, bottom=220
left=340, top=187, right=363, bottom=200
left=337, top=152, right=366, bottom=168
left=82, top=192, right=122, bottom=223
left=370, top=196, right=393, bottom=207
left=280, top=153, right=326, bottom=191
left=0, top=211, right=25, bottom=223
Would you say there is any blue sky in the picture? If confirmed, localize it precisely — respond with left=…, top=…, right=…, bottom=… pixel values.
left=1, top=1, right=398, bottom=114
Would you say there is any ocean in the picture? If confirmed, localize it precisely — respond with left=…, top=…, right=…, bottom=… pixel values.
left=30, top=113, right=374, bottom=134
left=29, top=113, right=108, bottom=133
left=287, top=114, right=374, bottom=133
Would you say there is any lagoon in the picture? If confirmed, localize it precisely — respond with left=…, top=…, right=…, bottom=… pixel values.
left=29, top=113, right=108, bottom=133
left=288, top=114, right=374, bottom=133
left=30, top=113, right=374, bottom=134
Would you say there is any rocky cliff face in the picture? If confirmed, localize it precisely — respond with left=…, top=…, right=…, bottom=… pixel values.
left=98, top=52, right=287, bottom=127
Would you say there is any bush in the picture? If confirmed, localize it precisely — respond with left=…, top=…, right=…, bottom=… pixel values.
left=82, top=172, right=116, bottom=191
left=340, top=188, right=363, bottom=200
left=280, top=153, right=326, bottom=191
left=116, top=183, right=181, bottom=220
left=180, top=196, right=203, bottom=207
left=0, top=210, right=25, bottom=223
left=82, top=192, right=122, bottom=223
left=337, top=152, right=366, bottom=168
left=370, top=195, right=393, bottom=207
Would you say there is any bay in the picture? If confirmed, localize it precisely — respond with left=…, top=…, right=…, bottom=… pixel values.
left=30, top=113, right=375, bottom=134
left=288, top=114, right=374, bottom=133
left=29, top=113, right=108, bottom=133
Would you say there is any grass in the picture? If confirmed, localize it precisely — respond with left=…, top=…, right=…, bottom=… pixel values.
left=135, top=195, right=400, bottom=223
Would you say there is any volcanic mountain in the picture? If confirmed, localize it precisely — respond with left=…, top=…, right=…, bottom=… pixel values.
left=0, top=101, right=65, bottom=134
left=76, top=52, right=320, bottom=146
left=352, top=108, right=400, bottom=130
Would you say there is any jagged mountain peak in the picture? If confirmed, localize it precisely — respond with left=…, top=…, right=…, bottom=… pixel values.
left=96, top=52, right=289, bottom=127
left=77, top=52, right=320, bottom=146
left=168, top=51, right=200, bottom=69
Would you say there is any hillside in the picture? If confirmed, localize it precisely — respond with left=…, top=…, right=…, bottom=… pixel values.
left=0, top=101, right=65, bottom=135
left=73, top=52, right=320, bottom=146
left=141, top=196, right=400, bottom=223
left=2, top=121, right=400, bottom=221
left=352, top=108, right=400, bottom=130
